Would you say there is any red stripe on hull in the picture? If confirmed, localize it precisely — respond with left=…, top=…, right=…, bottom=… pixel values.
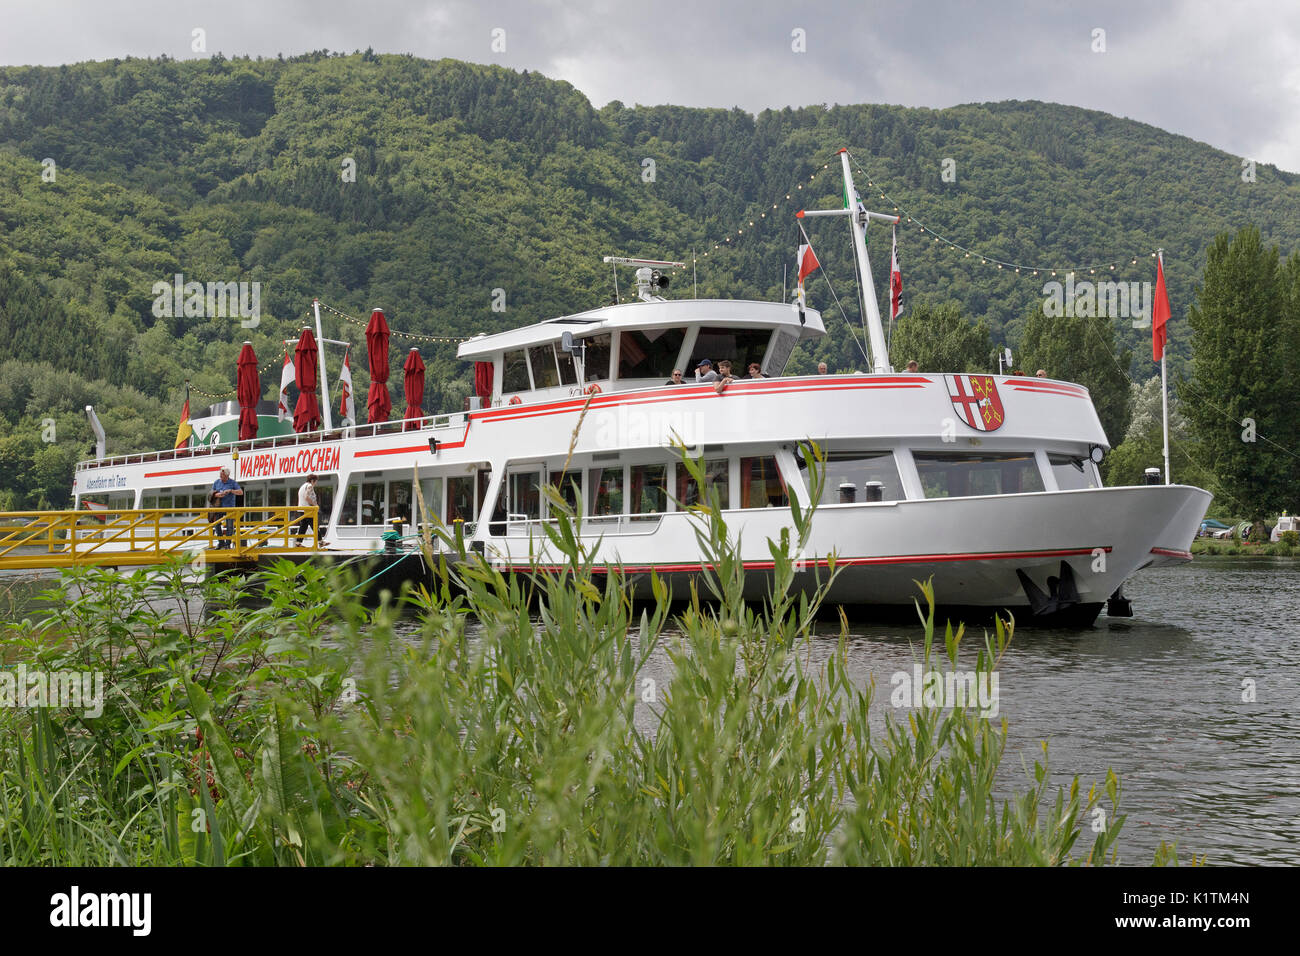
left=143, top=465, right=224, bottom=478
left=503, top=545, right=1110, bottom=574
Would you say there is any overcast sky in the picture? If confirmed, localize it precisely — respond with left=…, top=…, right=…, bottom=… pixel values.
left=3, top=0, right=1298, bottom=171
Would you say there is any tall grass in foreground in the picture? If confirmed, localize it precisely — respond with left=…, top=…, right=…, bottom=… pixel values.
left=0, top=449, right=1196, bottom=865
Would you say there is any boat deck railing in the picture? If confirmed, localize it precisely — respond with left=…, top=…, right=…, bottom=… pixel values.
left=0, top=506, right=319, bottom=570
left=75, top=413, right=468, bottom=472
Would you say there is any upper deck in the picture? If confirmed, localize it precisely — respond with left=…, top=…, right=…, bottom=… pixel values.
left=457, top=298, right=825, bottom=403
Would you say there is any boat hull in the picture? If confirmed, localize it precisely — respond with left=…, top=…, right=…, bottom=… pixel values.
left=483, top=483, right=1211, bottom=625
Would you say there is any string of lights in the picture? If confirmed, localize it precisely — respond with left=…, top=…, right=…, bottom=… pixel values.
left=845, top=150, right=1158, bottom=276
left=316, top=301, right=469, bottom=344
left=183, top=302, right=468, bottom=400
left=687, top=161, right=838, bottom=266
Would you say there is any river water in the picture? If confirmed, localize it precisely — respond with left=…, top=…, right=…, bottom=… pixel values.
left=818, top=559, right=1300, bottom=865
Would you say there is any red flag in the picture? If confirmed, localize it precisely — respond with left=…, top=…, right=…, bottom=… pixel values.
left=889, top=226, right=903, bottom=320
left=1153, top=256, right=1171, bottom=361
left=797, top=243, right=820, bottom=285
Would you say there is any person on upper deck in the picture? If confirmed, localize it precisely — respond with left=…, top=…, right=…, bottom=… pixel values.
left=666, top=369, right=685, bottom=385
left=714, top=360, right=736, bottom=394
left=905, top=360, right=919, bottom=372
left=747, top=363, right=768, bottom=379
left=817, top=362, right=829, bottom=374
left=695, top=359, right=718, bottom=383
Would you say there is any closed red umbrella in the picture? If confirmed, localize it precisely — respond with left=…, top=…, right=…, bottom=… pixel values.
left=365, top=308, right=391, bottom=424
left=293, top=327, right=321, bottom=433
left=403, top=348, right=425, bottom=431
left=236, top=342, right=260, bottom=441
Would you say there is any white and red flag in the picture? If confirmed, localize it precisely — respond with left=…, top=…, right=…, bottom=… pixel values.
left=277, top=347, right=294, bottom=422
left=889, top=225, right=903, bottom=320
left=796, top=243, right=820, bottom=286
left=338, top=349, right=356, bottom=427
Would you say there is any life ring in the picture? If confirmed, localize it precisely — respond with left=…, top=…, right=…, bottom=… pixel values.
left=585, top=383, right=601, bottom=395
left=508, top=395, right=522, bottom=405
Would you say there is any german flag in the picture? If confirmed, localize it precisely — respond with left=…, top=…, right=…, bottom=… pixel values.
left=175, top=388, right=193, bottom=449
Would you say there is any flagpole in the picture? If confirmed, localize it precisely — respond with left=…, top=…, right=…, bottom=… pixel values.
left=313, top=298, right=333, bottom=432
left=1158, top=249, right=1171, bottom=485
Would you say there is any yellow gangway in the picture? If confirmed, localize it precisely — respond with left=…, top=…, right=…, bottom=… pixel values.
left=0, top=506, right=318, bottom=570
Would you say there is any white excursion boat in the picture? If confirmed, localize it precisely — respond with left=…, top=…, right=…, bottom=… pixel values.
left=71, top=150, right=1211, bottom=625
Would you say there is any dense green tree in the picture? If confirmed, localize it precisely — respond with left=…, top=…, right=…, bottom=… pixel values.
left=1182, top=228, right=1299, bottom=520
left=887, top=298, right=993, bottom=373
left=0, top=54, right=1299, bottom=504
left=1102, top=376, right=1210, bottom=491
left=1015, top=306, right=1133, bottom=446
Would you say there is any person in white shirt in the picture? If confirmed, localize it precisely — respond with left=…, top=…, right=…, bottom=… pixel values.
left=294, top=474, right=323, bottom=547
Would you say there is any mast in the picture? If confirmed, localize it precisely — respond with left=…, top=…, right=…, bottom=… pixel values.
left=797, top=148, right=897, bottom=373
left=313, top=298, right=333, bottom=431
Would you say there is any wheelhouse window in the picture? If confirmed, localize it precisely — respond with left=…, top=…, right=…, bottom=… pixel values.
left=581, top=334, right=612, bottom=382
left=913, top=452, right=1045, bottom=498
left=798, top=449, right=904, bottom=503
left=1049, top=454, right=1097, bottom=491
left=740, top=456, right=788, bottom=508
left=528, top=345, right=560, bottom=389
left=556, top=348, right=578, bottom=386
left=688, top=327, right=773, bottom=375
left=677, top=459, right=730, bottom=509
left=502, top=350, right=531, bottom=393
left=617, top=328, right=687, bottom=380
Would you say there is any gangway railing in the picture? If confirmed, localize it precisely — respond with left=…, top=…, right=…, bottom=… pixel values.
left=0, top=506, right=318, bottom=570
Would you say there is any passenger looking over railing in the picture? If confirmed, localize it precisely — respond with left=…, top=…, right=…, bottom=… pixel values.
left=211, top=467, right=242, bottom=549
left=1037, top=369, right=1048, bottom=378
left=666, top=369, right=685, bottom=385
left=747, top=363, right=768, bottom=379
left=695, top=359, right=718, bottom=383
left=714, top=360, right=736, bottom=394
left=817, top=362, right=829, bottom=374
left=905, top=360, right=919, bottom=372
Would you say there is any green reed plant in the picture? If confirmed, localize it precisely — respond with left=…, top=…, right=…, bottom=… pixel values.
left=0, top=444, right=1187, bottom=865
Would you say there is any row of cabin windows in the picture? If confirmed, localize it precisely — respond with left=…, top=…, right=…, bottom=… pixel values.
left=492, top=456, right=788, bottom=526
left=119, top=450, right=1097, bottom=529
left=499, top=326, right=778, bottom=393
left=141, top=481, right=337, bottom=517
left=465, top=451, right=1091, bottom=523
left=790, top=449, right=1096, bottom=504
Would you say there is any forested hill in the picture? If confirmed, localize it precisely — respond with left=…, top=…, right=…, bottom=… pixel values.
left=2, top=51, right=1299, bottom=507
